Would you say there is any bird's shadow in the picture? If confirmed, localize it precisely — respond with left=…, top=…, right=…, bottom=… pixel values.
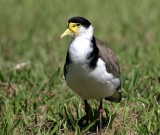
left=63, top=104, right=118, bottom=134
left=64, top=107, right=112, bottom=133
left=78, top=108, right=109, bottom=133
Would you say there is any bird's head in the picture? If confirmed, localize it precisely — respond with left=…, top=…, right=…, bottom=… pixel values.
left=60, top=16, right=93, bottom=39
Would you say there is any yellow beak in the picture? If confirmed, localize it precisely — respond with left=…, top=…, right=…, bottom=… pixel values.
left=60, top=28, right=72, bottom=38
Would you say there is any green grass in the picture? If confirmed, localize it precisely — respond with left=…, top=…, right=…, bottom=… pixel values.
left=0, top=0, right=160, bottom=134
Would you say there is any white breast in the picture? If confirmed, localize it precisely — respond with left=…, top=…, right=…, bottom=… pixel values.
left=69, top=37, right=93, bottom=64
left=66, top=57, right=120, bottom=100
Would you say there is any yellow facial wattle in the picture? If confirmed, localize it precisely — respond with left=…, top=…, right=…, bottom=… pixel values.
left=60, top=22, right=81, bottom=38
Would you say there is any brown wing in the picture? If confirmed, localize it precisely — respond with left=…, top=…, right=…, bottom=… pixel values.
left=95, top=38, right=121, bottom=102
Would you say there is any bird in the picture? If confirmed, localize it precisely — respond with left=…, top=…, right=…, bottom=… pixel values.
left=60, top=16, right=121, bottom=128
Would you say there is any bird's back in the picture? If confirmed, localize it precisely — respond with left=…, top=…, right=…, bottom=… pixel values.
left=95, top=38, right=121, bottom=102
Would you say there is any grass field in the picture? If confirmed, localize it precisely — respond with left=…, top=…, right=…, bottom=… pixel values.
left=0, top=0, right=160, bottom=134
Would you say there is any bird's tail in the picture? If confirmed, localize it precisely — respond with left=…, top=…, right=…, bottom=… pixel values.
left=105, top=88, right=121, bottom=103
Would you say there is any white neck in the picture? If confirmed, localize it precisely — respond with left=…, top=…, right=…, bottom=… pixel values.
left=75, top=25, right=94, bottom=40
left=69, top=25, right=94, bottom=65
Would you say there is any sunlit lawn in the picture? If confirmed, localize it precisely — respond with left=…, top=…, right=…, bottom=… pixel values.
left=0, top=0, right=160, bottom=134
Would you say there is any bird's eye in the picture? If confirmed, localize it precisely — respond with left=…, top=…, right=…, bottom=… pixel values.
left=77, top=23, right=81, bottom=27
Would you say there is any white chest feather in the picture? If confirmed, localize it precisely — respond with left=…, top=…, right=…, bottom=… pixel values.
left=66, top=41, right=120, bottom=99
left=69, top=37, right=92, bottom=64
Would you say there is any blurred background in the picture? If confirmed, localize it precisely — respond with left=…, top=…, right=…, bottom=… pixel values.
left=0, top=0, right=159, bottom=134
left=1, top=0, right=159, bottom=69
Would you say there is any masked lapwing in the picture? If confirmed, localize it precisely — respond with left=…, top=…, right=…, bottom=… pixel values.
left=60, top=16, right=121, bottom=128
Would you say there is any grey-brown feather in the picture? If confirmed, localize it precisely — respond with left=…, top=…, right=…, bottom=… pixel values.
left=95, top=38, right=121, bottom=102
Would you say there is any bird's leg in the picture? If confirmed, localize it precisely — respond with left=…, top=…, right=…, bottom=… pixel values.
left=98, top=100, right=103, bottom=132
left=84, top=100, right=89, bottom=124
